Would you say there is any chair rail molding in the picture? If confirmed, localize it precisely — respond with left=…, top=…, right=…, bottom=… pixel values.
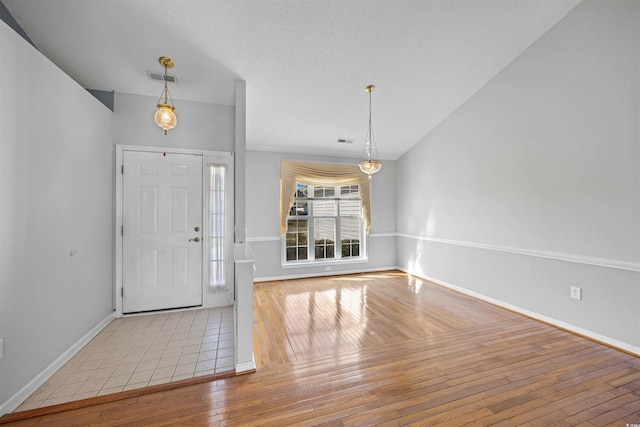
left=397, top=233, right=640, bottom=273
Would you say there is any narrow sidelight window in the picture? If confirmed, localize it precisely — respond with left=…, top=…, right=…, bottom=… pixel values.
left=209, top=165, right=226, bottom=287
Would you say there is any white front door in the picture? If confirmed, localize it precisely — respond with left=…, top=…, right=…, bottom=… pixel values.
left=122, top=151, right=203, bottom=313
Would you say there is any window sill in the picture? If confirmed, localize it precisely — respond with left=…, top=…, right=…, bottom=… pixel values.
left=281, top=257, right=369, bottom=269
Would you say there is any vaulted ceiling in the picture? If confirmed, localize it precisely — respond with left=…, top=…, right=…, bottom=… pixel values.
left=3, top=0, right=580, bottom=160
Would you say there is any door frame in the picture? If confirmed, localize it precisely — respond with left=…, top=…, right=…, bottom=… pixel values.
left=115, top=145, right=234, bottom=317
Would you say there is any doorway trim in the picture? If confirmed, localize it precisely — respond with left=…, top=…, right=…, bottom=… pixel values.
left=115, top=145, right=234, bottom=318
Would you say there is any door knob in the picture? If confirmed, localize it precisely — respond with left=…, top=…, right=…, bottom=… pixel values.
left=189, top=237, right=200, bottom=242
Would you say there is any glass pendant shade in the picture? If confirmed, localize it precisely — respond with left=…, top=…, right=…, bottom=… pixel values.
left=359, top=159, right=382, bottom=176
left=154, top=103, right=177, bottom=135
left=359, top=84, right=382, bottom=180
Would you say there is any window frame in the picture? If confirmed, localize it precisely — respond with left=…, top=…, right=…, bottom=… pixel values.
left=282, top=183, right=368, bottom=267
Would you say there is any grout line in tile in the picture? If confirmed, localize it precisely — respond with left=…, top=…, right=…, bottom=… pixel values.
left=17, top=307, right=234, bottom=410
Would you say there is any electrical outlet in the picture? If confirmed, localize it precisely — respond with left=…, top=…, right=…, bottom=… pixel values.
left=570, top=286, right=582, bottom=300
left=325, top=266, right=332, bottom=272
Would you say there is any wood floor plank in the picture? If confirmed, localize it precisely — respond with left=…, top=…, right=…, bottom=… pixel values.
left=2, top=270, right=639, bottom=426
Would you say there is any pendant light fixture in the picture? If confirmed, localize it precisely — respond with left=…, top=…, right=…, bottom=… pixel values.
left=153, top=56, right=177, bottom=135
left=359, top=84, right=382, bottom=179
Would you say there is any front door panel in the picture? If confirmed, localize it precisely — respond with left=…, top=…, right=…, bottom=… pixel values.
left=123, top=151, right=203, bottom=313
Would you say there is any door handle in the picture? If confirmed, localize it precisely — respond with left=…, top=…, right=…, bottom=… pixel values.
left=189, top=237, right=200, bottom=242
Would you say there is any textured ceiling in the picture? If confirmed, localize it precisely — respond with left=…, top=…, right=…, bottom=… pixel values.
left=3, top=0, right=580, bottom=160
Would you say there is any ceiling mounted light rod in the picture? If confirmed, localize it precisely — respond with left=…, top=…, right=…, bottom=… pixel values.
left=154, top=56, right=177, bottom=135
left=359, top=84, right=382, bottom=179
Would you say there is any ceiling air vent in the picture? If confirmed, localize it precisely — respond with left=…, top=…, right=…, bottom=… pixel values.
left=147, top=71, right=178, bottom=83
left=337, top=138, right=355, bottom=144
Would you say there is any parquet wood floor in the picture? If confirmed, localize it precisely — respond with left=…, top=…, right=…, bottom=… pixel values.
left=2, top=270, right=639, bottom=426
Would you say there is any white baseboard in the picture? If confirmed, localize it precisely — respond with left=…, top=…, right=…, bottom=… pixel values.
left=0, top=313, right=115, bottom=416
left=235, top=354, right=256, bottom=373
left=398, top=267, right=640, bottom=357
left=254, top=266, right=397, bottom=283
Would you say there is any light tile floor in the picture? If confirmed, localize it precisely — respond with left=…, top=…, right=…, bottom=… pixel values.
left=17, top=306, right=234, bottom=412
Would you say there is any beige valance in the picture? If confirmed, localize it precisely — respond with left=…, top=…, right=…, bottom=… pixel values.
left=279, top=160, right=372, bottom=236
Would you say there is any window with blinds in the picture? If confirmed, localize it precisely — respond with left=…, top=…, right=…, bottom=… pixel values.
left=284, top=183, right=365, bottom=264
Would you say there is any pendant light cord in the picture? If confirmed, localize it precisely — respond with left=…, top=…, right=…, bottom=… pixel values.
left=164, top=65, right=169, bottom=105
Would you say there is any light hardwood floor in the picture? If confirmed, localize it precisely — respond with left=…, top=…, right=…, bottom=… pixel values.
left=2, top=271, right=639, bottom=426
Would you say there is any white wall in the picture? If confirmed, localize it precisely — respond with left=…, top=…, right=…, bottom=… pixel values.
left=397, top=0, right=640, bottom=351
left=0, top=19, right=114, bottom=411
left=246, top=150, right=397, bottom=280
left=114, top=92, right=234, bottom=152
